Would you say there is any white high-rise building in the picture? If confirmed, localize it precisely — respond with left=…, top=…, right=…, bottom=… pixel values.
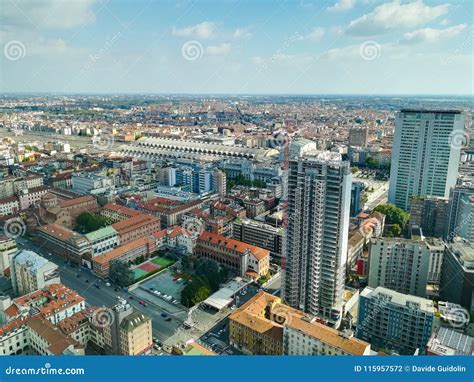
left=368, top=237, right=431, bottom=297
left=282, top=151, right=351, bottom=324
left=388, top=110, right=466, bottom=211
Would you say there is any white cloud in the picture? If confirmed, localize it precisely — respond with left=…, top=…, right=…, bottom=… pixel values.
left=299, top=27, right=325, bottom=41
left=232, top=28, right=252, bottom=39
left=206, top=43, right=231, bottom=55
left=328, top=0, right=356, bottom=12
left=1, top=0, right=96, bottom=30
left=172, top=21, right=217, bottom=39
left=401, top=24, right=467, bottom=44
left=346, top=0, right=449, bottom=36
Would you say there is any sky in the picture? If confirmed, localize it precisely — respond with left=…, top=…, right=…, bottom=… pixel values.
left=0, top=0, right=472, bottom=95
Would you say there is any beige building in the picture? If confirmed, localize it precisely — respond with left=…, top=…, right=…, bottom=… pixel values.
left=119, top=310, right=153, bottom=355
left=230, top=291, right=371, bottom=356
left=0, top=236, right=17, bottom=276
left=103, top=301, right=152, bottom=355
left=10, top=250, right=60, bottom=295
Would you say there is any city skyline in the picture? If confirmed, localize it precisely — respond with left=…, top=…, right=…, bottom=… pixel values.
left=1, top=0, right=473, bottom=95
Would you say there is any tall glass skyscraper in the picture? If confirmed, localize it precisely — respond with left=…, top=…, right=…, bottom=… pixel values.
left=388, top=109, right=466, bottom=211
left=282, top=151, right=351, bottom=324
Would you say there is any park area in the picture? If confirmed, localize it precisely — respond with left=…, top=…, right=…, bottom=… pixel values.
left=132, top=255, right=176, bottom=281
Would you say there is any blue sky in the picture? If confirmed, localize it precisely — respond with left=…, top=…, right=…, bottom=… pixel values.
left=1, top=0, right=472, bottom=94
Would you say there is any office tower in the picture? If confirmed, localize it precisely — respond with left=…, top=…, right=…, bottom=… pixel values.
left=368, top=237, right=430, bottom=297
left=440, top=239, right=474, bottom=314
left=356, top=286, right=435, bottom=355
left=282, top=151, right=351, bottom=324
left=348, top=127, right=369, bottom=147
left=10, top=250, right=60, bottom=295
left=409, top=196, right=449, bottom=238
left=388, top=110, right=466, bottom=210
left=445, top=184, right=474, bottom=241
left=350, top=181, right=365, bottom=217
left=212, top=169, right=227, bottom=196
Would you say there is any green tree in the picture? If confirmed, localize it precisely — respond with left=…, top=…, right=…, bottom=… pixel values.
left=365, top=157, right=378, bottom=169
left=374, top=204, right=410, bottom=228
left=76, top=212, right=109, bottom=233
left=109, top=260, right=134, bottom=287
left=386, top=224, right=402, bottom=237
left=351, top=167, right=359, bottom=174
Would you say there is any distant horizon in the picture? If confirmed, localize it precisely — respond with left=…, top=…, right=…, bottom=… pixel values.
left=1, top=92, right=473, bottom=98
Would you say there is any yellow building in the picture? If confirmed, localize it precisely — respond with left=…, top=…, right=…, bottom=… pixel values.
left=119, top=310, right=153, bottom=356
left=229, top=291, right=292, bottom=355
left=229, top=291, right=371, bottom=356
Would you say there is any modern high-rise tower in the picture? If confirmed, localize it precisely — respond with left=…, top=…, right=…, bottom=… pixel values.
left=282, top=151, right=351, bottom=324
left=388, top=109, right=466, bottom=211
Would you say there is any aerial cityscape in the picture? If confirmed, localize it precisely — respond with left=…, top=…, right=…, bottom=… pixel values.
left=0, top=0, right=472, bottom=361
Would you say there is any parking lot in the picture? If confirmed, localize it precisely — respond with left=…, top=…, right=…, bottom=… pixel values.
left=197, top=283, right=260, bottom=355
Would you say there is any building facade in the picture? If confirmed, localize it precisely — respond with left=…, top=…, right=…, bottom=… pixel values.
left=440, top=239, right=474, bottom=314
left=10, top=250, right=60, bottom=296
left=195, top=232, right=269, bottom=279
left=356, top=286, right=435, bottom=355
left=232, top=218, right=283, bottom=263
left=283, top=151, right=351, bottom=324
left=388, top=110, right=466, bottom=210
left=368, top=237, right=431, bottom=297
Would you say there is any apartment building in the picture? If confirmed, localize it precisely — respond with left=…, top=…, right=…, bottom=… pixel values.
left=356, top=286, right=436, bottom=355
left=283, top=151, right=351, bottom=324
left=3, top=284, right=86, bottom=325
left=368, top=237, right=431, bottom=297
left=232, top=218, right=283, bottom=263
left=0, top=235, right=17, bottom=276
left=0, top=197, right=20, bottom=216
left=229, top=291, right=371, bottom=356
left=440, top=239, right=474, bottom=314
left=10, top=250, right=60, bottom=295
left=103, top=301, right=152, bottom=355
